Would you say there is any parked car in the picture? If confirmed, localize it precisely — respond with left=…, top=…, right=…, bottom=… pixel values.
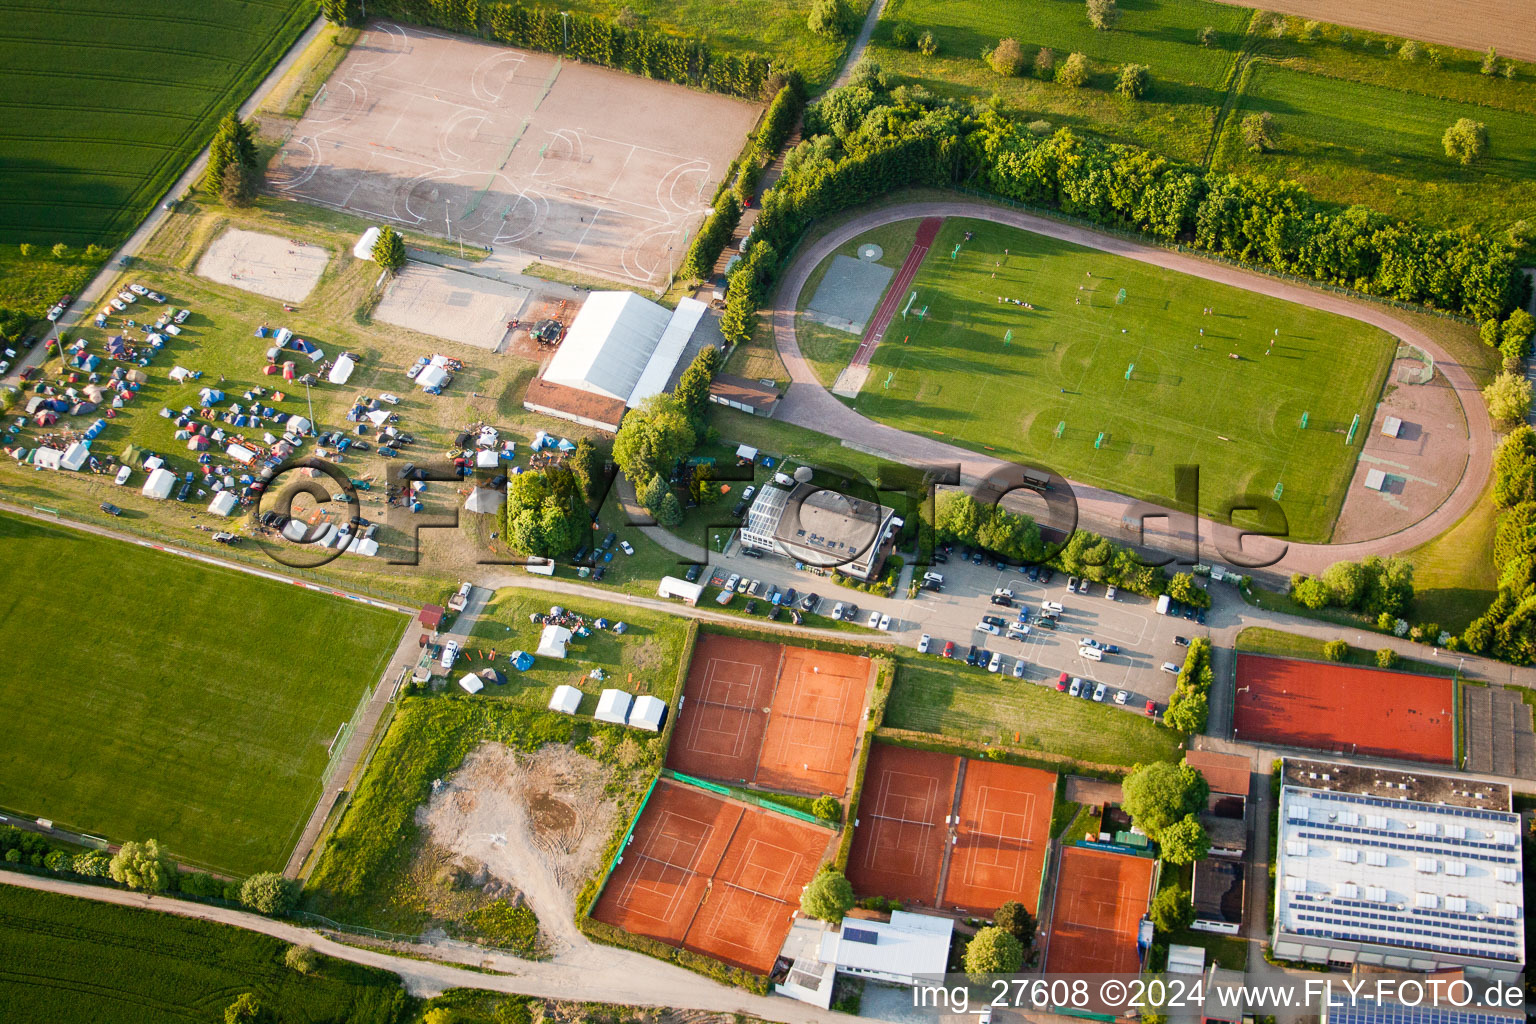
left=1056, top=672, right=1069, bottom=692
left=745, top=599, right=758, bottom=614
left=878, top=613, right=891, bottom=631
left=1027, top=566, right=1041, bottom=582
left=965, top=646, right=980, bottom=667
left=724, top=572, right=740, bottom=592
left=971, top=550, right=983, bottom=565
left=784, top=588, right=798, bottom=605
left=1145, top=699, right=1158, bottom=717
left=1106, top=585, right=1118, bottom=600
left=832, top=601, right=846, bottom=621
left=1067, top=576, right=1079, bottom=593
left=601, top=532, right=617, bottom=550
left=731, top=499, right=749, bottom=517
left=1081, top=638, right=1101, bottom=650
left=1012, top=659, right=1026, bottom=679
left=735, top=576, right=750, bottom=593
left=867, top=610, right=881, bottom=629
left=990, top=594, right=1013, bottom=607
left=1036, top=617, right=1057, bottom=630
left=1197, top=608, right=1207, bottom=625
left=975, top=621, right=1000, bottom=635
left=441, top=639, right=460, bottom=669
left=741, top=546, right=762, bottom=559
left=988, top=651, right=1003, bottom=673
left=1092, top=682, right=1107, bottom=702
left=918, top=634, right=931, bottom=654
left=982, top=615, right=1007, bottom=628
left=1114, top=689, right=1129, bottom=705
left=748, top=579, right=761, bottom=596
left=619, top=540, right=634, bottom=555
left=942, top=641, right=956, bottom=659
left=377, top=392, right=400, bottom=404
left=684, top=564, right=701, bottom=582
left=592, top=565, right=606, bottom=582
left=1068, top=677, right=1082, bottom=697
left=769, top=605, right=782, bottom=620
left=1041, top=600, right=1063, bottom=614
left=742, top=485, right=756, bottom=501
left=1173, top=635, right=1191, bottom=647
left=99, top=502, right=122, bottom=516
left=801, top=593, right=820, bottom=613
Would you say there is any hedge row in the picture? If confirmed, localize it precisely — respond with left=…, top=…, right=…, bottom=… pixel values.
left=576, top=914, right=770, bottom=993
left=834, top=657, right=894, bottom=870
left=679, top=194, right=742, bottom=280
left=327, top=0, right=772, bottom=99
left=1165, top=637, right=1214, bottom=733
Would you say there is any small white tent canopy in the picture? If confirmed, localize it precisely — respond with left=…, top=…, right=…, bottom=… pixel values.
left=475, top=448, right=500, bottom=469
left=286, top=415, right=312, bottom=436
left=208, top=490, right=239, bottom=516
left=60, top=442, right=89, bottom=471
left=227, top=442, right=256, bottom=465
left=657, top=576, right=704, bottom=606
left=142, top=467, right=175, bottom=499
left=464, top=487, right=505, bottom=514
left=458, top=672, right=485, bottom=695
left=328, top=354, right=356, bottom=385
left=417, top=364, right=448, bottom=389
left=595, top=689, right=632, bottom=725
left=367, top=409, right=391, bottom=426
left=354, top=226, right=381, bottom=260
left=34, top=447, right=63, bottom=470
left=282, top=519, right=310, bottom=542
left=537, top=624, right=572, bottom=659
left=629, top=695, right=667, bottom=732
left=735, top=443, right=758, bottom=461
left=549, top=684, right=582, bottom=715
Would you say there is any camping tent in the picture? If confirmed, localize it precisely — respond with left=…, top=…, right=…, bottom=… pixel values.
left=510, top=650, right=535, bottom=672
left=328, top=354, right=356, bottom=385
left=287, top=415, right=312, bottom=435
left=629, top=695, right=667, bottom=732
left=142, top=467, right=175, bottom=499
left=736, top=443, right=758, bottom=462
left=595, top=689, right=632, bottom=726
left=169, top=366, right=192, bottom=382
left=417, top=364, right=448, bottom=389
left=208, top=490, right=239, bottom=516
left=458, top=673, right=485, bottom=695
left=536, top=624, right=572, bottom=659
left=33, top=447, right=63, bottom=470
left=475, top=449, right=500, bottom=469
left=463, top=486, right=505, bottom=514
left=60, top=442, right=89, bottom=471
left=227, top=443, right=256, bottom=465
left=548, top=684, right=582, bottom=715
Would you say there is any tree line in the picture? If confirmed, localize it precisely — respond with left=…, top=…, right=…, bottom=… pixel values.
left=323, top=0, right=773, bottom=99
left=719, top=70, right=1525, bottom=352
left=1463, top=426, right=1536, bottom=663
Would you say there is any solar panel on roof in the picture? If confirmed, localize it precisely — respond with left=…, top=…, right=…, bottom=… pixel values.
left=843, top=926, right=879, bottom=944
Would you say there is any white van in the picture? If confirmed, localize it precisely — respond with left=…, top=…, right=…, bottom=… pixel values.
left=1156, top=594, right=1171, bottom=615
left=923, top=571, right=944, bottom=585
left=1078, top=645, right=1103, bottom=662
left=1042, top=600, right=1064, bottom=614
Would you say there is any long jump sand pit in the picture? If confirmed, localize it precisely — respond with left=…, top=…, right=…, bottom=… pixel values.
left=374, top=262, right=530, bottom=350
left=197, top=228, right=329, bottom=302
left=271, top=22, right=760, bottom=288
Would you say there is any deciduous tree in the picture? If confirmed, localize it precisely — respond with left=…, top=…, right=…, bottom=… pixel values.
left=1157, top=816, right=1211, bottom=864
left=1056, top=52, right=1090, bottom=88
left=1122, top=762, right=1208, bottom=839
left=1150, top=885, right=1194, bottom=932
left=240, top=872, right=300, bottom=916
left=800, top=868, right=854, bottom=922
left=1086, top=0, right=1119, bottom=31
left=1241, top=111, right=1277, bottom=152
left=1443, top=118, right=1488, bottom=165
left=1116, top=63, right=1150, bottom=99
left=987, top=38, right=1025, bottom=76
left=109, top=840, right=173, bottom=892
left=964, top=926, right=1024, bottom=978
left=1485, top=372, right=1531, bottom=425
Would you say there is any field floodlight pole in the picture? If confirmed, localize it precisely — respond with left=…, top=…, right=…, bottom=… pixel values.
left=561, top=10, right=570, bottom=48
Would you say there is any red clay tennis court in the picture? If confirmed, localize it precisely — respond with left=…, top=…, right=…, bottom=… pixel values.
left=942, top=760, right=1055, bottom=916
left=846, top=743, right=958, bottom=906
left=1044, top=845, right=1157, bottom=975
left=1233, top=653, right=1454, bottom=765
left=667, top=634, right=870, bottom=797
left=592, top=779, right=833, bottom=974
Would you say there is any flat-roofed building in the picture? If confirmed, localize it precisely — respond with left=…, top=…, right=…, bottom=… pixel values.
left=739, top=481, right=899, bottom=581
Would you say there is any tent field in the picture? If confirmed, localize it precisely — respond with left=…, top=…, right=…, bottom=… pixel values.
left=848, top=218, right=1395, bottom=542
left=0, top=511, right=404, bottom=875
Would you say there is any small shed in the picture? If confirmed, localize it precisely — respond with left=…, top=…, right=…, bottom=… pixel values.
left=537, top=624, right=573, bottom=659
left=419, top=605, right=445, bottom=630
left=458, top=672, right=485, bottom=695
left=208, top=490, right=239, bottom=516
left=629, top=695, right=667, bottom=732
left=549, top=684, right=583, bottom=715
left=595, top=688, right=632, bottom=725
left=1364, top=468, right=1387, bottom=491
left=142, top=467, right=176, bottom=499
left=1381, top=416, right=1402, bottom=438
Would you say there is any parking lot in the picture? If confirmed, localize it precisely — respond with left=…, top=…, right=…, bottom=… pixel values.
left=706, top=542, right=1217, bottom=719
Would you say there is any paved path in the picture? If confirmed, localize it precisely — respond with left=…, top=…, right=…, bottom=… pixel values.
left=829, top=0, right=890, bottom=90
left=770, top=199, right=1494, bottom=581
left=0, top=871, right=858, bottom=1023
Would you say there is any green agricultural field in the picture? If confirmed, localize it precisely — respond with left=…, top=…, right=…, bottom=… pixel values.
left=0, top=0, right=314, bottom=311
left=884, top=652, right=1185, bottom=767
left=844, top=218, right=1394, bottom=542
left=0, top=885, right=410, bottom=1024
left=0, top=512, right=405, bottom=875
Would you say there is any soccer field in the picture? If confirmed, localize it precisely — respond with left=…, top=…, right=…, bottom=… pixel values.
left=0, top=512, right=405, bottom=875
left=851, top=219, right=1396, bottom=542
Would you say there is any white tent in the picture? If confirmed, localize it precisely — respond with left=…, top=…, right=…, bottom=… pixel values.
left=367, top=409, right=391, bottom=426
left=537, top=624, right=572, bottom=659
left=169, top=365, right=192, bottom=383
left=282, top=519, right=310, bottom=542
left=458, top=672, right=485, bottom=695
left=629, top=695, right=667, bottom=732
left=417, top=364, right=448, bottom=389
left=353, top=226, right=381, bottom=260
left=60, top=442, right=89, bottom=471
left=735, top=443, right=758, bottom=461
left=355, top=538, right=379, bottom=556
left=208, top=490, right=239, bottom=516
left=286, top=415, right=312, bottom=435
left=595, top=689, right=632, bottom=726
left=226, top=442, right=256, bottom=465
left=34, top=447, right=63, bottom=470
left=328, top=354, right=356, bottom=385
left=475, top=449, right=500, bottom=469
left=657, top=576, right=705, bottom=606
left=464, top=487, right=505, bottom=514
left=549, top=684, right=583, bottom=715
left=141, top=467, right=175, bottom=499
left=540, top=291, right=673, bottom=402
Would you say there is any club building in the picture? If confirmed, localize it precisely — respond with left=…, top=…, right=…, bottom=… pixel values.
left=739, top=480, right=900, bottom=581
left=1272, top=758, right=1524, bottom=984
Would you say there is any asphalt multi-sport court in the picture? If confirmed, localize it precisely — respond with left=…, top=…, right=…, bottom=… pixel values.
left=591, top=780, right=831, bottom=973
left=1233, top=653, right=1455, bottom=765
left=1043, top=845, right=1158, bottom=975
left=667, top=634, right=870, bottom=797
left=270, top=22, right=758, bottom=287
left=945, top=759, right=1056, bottom=916
left=846, top=743, right=1055, bottom=912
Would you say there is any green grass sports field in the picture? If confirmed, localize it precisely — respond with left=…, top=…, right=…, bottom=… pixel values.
left=849, top=219, right=1394, bottom=542
left=0, top=886, right=408, bottom=1024
left=0, top=512, right=404, bottom=875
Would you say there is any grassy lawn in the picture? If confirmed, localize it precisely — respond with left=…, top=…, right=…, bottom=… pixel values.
left=0, top=886, right=409, bottom=1024
left=869, top=0, right=1249, bottom=163
left=1235, top=626, right=1457, bottom=676
left=1214, top=62, right=1536, bottom=240
left=852, top=218, right=1394, bottom=542
left=0, top=0, right=315, bottom=313
left=1400, top=482, right=1500, bottom=633
left=883, top=653, right=1185, bottom=767
left=537, top=0, right=868, bottom=87
left=0, top=512, right=404, bottom=875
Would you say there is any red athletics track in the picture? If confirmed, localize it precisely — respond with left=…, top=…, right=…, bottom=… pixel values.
left=1233, top=653, right=1454, bottom=765
left=848, top=217, right=943, bottom=368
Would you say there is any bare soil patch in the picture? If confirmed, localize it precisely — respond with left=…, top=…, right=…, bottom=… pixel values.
left=1207, top=0, right=1534, bottom=61
left=196, top=227, right=330, bottom=302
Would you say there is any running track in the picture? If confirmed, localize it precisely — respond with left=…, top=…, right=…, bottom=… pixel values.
left=849, top=217, right=943, bottom=368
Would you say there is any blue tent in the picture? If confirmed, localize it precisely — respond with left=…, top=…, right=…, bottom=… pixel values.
left=557, top=437, right=576, bottom=452
left=510, top=650, right=534, bottom=672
